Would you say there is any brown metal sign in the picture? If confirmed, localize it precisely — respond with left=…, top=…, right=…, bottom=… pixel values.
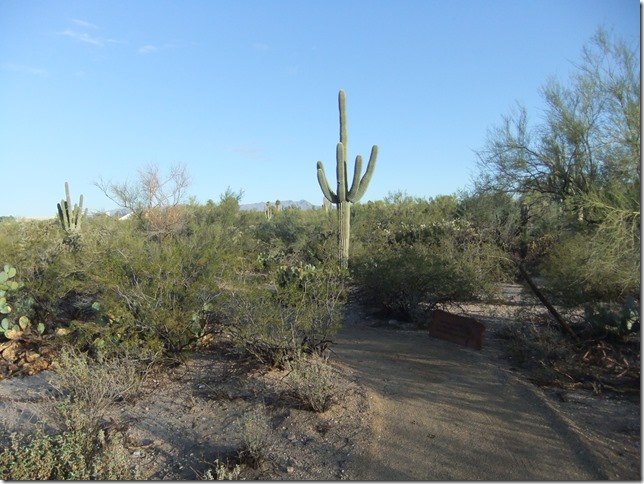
left=428, top=309, right=485, bottom=350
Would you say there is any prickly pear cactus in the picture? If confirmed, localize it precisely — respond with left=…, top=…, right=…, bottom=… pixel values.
left=0, top=264, right=19, bottom=314
left=277, top=262, right=317, bottom=288
left=0, top=264, right=44, bottom=339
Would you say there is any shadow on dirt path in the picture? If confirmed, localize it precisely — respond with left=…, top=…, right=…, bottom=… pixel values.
left=332, top=308, right=608, bottom=480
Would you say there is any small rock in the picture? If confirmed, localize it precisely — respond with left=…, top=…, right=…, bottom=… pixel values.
left=286, top=466, right=295, bottom=474
left=25, top=351, right=40, bottom=363
left=556, top=390, right=568, bottom=402
left=0, top=342, right=19, bottom=362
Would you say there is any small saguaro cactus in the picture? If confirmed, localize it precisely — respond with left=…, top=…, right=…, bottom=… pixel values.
left=57, top=181, right=84, bottom=234
left=322, top=197, right=332, bottom=214
left=316, top=89, right=378, bottom=268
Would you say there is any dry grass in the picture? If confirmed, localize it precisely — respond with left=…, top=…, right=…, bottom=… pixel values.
left=49, top=347, right=148, bottom=431
left=286, top=354, right=337, bottom=412
left=237, top=404, right=272, bottom=467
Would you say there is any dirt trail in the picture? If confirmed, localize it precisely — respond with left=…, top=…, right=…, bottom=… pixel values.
left=0, top=295, right=637, bottom=480
left=333, top=308, right=607, bottom=480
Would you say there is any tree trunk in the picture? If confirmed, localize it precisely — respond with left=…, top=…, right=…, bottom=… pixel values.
left=517, top=263, right=578, bottom=341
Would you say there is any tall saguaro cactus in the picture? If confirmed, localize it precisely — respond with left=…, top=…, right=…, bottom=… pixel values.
left=317, top=89, right=378, bottom=268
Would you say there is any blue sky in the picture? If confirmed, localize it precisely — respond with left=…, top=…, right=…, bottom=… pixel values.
left=0, top=0, right=639, bottom=218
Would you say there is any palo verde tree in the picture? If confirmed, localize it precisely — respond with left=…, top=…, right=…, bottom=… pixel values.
left=475, top=28, right=639, bottom=221
left=316, top=89, right=378, bottom=268
left=474, top=28, right=640, bottom=325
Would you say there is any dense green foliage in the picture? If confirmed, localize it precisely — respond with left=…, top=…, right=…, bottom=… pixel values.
left=0, top=350, right=138, bottom=481
left=0, top=199, right=347, bottom=364
left=351, top=196, right=509, bottom=323
left=0, top=185, right=515, bottom=359
left=0, top=423, right=135, bottom=480
left=216, top=263, right=347, bottom=367
left=474, top=28, right=640, bottom=331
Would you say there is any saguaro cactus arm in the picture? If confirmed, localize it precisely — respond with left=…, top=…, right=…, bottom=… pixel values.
left=65, top=181, right=73, bottom=221
left=317, top=106, right=378, bottom=205
left=317, top=161, right=339, bottom=204
left=74, top=194, right=83, bottom=227
left=57, top=202, right=69, bottom=231
left=352, top=145, right=378, bottom=201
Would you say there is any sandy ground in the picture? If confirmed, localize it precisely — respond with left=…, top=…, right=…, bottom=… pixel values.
left=335, top=310, right=603, bottom=479
left=332, top=296, right=640, bottom=480
left=0, top=286, right=640, bottom=480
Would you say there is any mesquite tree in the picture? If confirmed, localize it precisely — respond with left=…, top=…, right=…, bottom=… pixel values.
left=317, top=90, right=378, bottom=268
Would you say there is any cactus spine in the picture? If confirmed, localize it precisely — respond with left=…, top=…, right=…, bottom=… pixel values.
left=316, top=89, right=378, bottom=268
left=57, top=181, right=84, bottom=234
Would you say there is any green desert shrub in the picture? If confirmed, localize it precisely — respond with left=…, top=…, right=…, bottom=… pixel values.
left=237, top=405, right=272, bottom=468
left=286, top=354, right=336, bottom=412
left=0, top=383, right=137, bottom=482
left=0, top=424, right=136, bottom=480
left=352, top=220, right=506, bottom=323
left=50, top=348, right=148, bottom=431
left=67, top=220, right=230, bottom=358
left=0, top=346, right=148, bottom=480
left=353, top=246, right=465, bottom=322
left=254, top=208, right=308, bottom=253
left=0, top=208, right=235, bottom=359
left=201, top=459, right=242, bottom=480
left=253, top=207, right=337, bottom=271
left=217, top=264, right=347, bottom=367
left=583, top=297, right=640, bottom=340
left=541, top=230, right=639, bottom=307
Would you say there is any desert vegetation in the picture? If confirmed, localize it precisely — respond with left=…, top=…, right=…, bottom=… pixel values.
left=0, top=29, right=639, bottom=479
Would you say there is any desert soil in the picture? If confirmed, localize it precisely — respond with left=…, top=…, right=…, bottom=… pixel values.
left=0, top=284, right=640, bottom=480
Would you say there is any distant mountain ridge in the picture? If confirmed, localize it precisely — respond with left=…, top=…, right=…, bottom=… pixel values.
left=239, top=200, right=318, bottom=211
